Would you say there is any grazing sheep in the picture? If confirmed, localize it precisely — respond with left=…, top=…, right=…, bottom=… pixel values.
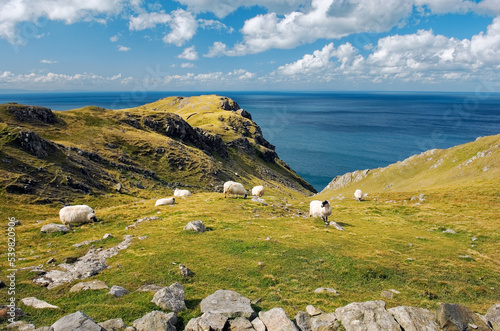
left=354, top=189, right=367, bottom=201
left=252, top=185, right=265, bottom=197
left=174, top=188, right=191, bottom=197
left=309, top=200, right=332, bottom=227
left=59, top=205, right=96, bottom=227
left=223, top=181, right=247, bottom=198
left=155, top=197, right=175, bottom=206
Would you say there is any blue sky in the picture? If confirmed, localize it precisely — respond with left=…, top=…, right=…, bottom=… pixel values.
left=1, top=0, right=500, bottom=91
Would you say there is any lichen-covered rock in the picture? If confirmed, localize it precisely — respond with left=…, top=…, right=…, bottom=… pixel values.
left=183, top=220, right=206, bottom=233
left=259, top=307, right=299, bottom=331
left=151, top=282, right=186, bottom=312
left=335, top=301, right=400, bottom=331
left=310, top=313, right=339, bottom=331
left=40, top=223, right=70, bottom=234
left=200, top=290, right=255, bottom=319
left=230, top=317, right=255, bottom=331
left=294, top=311, right=311, bottom=331
left=132, top=311, right=177, bottom=331
left=51, top=311, right=104, bottom=331
left=388, top=306, right=439, bottom=331
left=70, top=280, right=109, bottom=292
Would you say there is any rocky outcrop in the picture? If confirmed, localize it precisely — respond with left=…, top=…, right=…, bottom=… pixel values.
left=321, top=169, right=370, bottom=193
left=7, top=104, right=58, bottom=124
left=16, top=130, right=56, bottom=159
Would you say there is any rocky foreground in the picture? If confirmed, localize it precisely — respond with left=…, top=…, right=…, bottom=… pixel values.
left=4, top=287, right=500, bottom=330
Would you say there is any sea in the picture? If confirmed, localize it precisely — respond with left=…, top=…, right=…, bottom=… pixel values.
left=1, top=91, right=499, bottom=191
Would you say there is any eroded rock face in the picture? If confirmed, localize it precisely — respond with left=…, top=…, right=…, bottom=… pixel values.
left=17, top=130, right=56, bottom=158
left=200, top=290, right=255, bottom=319
left=7, top=104, right=58, bottom=124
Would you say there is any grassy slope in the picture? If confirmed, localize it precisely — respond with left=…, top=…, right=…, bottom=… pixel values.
left=0, top=104, right=499, bottom=328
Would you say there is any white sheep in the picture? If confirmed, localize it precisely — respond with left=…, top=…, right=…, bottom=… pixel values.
left=354, top=189, right=367, bottom=201
left=155, top=197, right=175, bottom=206
left=174, top=188, right=191, bottom=197
left=309, top=200, right=332, bottom=227
left=223, top=181, right=247, bottom=198
left=59, top=205, right=96, bottom=227
left=252, top=185, right=265, bottom=197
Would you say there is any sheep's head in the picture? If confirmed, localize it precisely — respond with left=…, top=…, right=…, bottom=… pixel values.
left=321, top=200, right=330, bottom=208
left=88, top=211, right=97, bottom=222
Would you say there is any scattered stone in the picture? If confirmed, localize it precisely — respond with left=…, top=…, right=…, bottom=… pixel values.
left=335, top=301, right=400, bottom=331
left=5, top=320, right=35, bottom=330
left=179, top=263, right=192, bottom=277
left=328, top=221, right=344, bottom=231
left=132, top=311, right=177, bottom=331
left=103, top=233, right=113, bottom=239
left=70, top=280, right=109, bottom=292
left=314, top=288, right=339, bottom=295
left=183, top=220, right=207, bottom=233
left=251, top=196, right=267, bottom=206
left=185, top=317, right=202, bottom=331
left=136, top=284, right=164, bottom=292
left=201, top=289, right=255, bottom=319
left=34, top=235, right=132, bottom=289
left=152, top=282, right=187, bottom=312
left=51, top=311, right=104, bottom=331
left=388, top=306, right=439, bottom=331
left=436, top=303, right=490, bottom=331
left=21, top=297, right=59, bottom=309
left=310, top=313, right=339, bottom=331
left=230, top=316, right=255, bottom=331
left=108, top=285, right=130, bottom=297
left=485, top=303, right=500, bottom=330
left=40, top=223, right=70, bottom=234
left=294, top=311, right=312, bottom=331
left=381, top=291, right=394, bottom=299
left=114, top=183, right=122, bottom=192
left=251, top=317, right=266, bottom=331
left=442, top=229, right=457, bottom=234
left=306, top=305, right=323, bottom=316
left=259, top=307, right=298, bottom=331
left=98, top=318, right=127, bottom=331
left=198, top=312, right=228, bottom=331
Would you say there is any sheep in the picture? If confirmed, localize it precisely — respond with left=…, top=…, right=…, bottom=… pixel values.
left=309, top=200, right=332, bottom=227
left=59, top=205, right=96, bottom=227
left=155, top=197, right=175, bottom=206
left=174, top=188, right=191, bottom=198
left=223, top=181, right=247, bottom=198
left=252, top=185, right=265, bottom=197
left=354, top=189, right=367, bottom=201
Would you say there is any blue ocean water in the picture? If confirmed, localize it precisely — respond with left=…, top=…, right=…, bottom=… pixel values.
left=1, top=91, right=499, bottom=191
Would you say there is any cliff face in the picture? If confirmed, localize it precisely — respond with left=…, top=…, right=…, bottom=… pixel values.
left=0, top=95, right=315, bottom=204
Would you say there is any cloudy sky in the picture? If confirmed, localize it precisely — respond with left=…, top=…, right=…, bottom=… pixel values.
left=1, top=0, right=500, bottom=91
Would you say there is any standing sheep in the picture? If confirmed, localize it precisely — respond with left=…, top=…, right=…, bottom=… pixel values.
left=174, top=188, right=191, bottom=197
left=252, top=185, right=265, bottom=197
left=309, top=200, right=332, bottom=227
left=223, top=181, right=248, bottom=198
left=155, top=197, right=175, bottom=206
left=59, top=205, right=96, bottom=227
left=354, top=189, right=367, bottom=201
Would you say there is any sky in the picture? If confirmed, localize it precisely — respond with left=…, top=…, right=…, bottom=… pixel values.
left=1, top=0, right=500, bottom=92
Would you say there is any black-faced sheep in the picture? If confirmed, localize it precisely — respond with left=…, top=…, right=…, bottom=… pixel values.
left=59, top=205, right=96, bottom=227
left=223, top=181, right=247, bottom=198
left=155, top=197, right=175, bottom=206
left=309, top=200, right=332, bottom=227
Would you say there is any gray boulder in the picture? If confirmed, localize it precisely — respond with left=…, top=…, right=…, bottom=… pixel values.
left=306, top=305, right=323, bottom=316
left=98, top=318, right=127, bottom=331
left=251, top=317, right=266, bottom=331
left=183, top=220, right=206, bottom=233
left=310, top=313, right=339, bottom=331
left=5, top=321, right=35, bottom=330
left=388, top=306, right=439, bottom=331
left=200, top=290, right=255, bottom=319
left=198, top=312, right=228, bottom=331
left=259, top=307, right=299, bottom=331
left=486, top=303, right=500, bottom=330
left=133, top=311, right=177, bottom=331
left=51, top=311, right=104, bottom=331
left=40, top=223, right=70, bottom=233
left=70, top=280, right=109, bottom=292
left=230, top=317, right=255, bottom=331
left=436, top=303, right=490, bottom=331
left=108, top=285, right=130, bottom=297
left=20, top=297, right=59, bottom=309
left=152, top=282, right=186, bottom=312
left=294, top=311, right=311, bottom=331
left=335, top=301, right=400, bottom=331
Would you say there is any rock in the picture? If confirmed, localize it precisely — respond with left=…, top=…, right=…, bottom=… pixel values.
left=115, top=183, right=122, bottom=192
left=99, top=318, right=127, bottom=331
left=314, top=288, right=339, bottom=295
left=0, top=305, right=25, bottom=320
left=5, top=321, right=35, bottom=330
left=198, top=312, right=228, bottom=331
left=7, top=104, right=57, bottom=124
left=17, top=130, right=56, bottom=159
left=34, top=327, right=51, bottom=331
left=388, top=306, right=439, bottom=331
left=151, top=282, right=187, bottom=312
left=436, top=303, right=490, bottom=331
left=200, top=289, right=255, bottom=319
left=251, top=317, right=266, bottom=331
left=109, top=285, right=130, bottom=297
left=21, top=297, right=59, bottom=309
left=306, top=305, right=324, bottom=316
left=251, top=196, right=267, bottom=206
left=73, top=240, right=96, bottom=248
left=310, top=313, right=340, bottom=331
left=294, top=311, right=312, bottom=331
left=381, top=291, right=394, bottom=299
left=328, top=221, right=344, bottom=231
left=103, top=233, right=113, bottom=239
left=70, top=280, right=109, bottom=292
left=132, top=311, right=177, bottom=331
left=46, top=258, right=56, bottom=264
left=64, top=256, right=79, bottom=263
left=179, top=263, right=192, bottom=277
left=185, top=317, right=202, bottom=331
left=136, top=284, right=164, bottom=292
left=51, top=311, right=104, bottom=331
left=40, top=223, right=70, bottom=233
left=485, top=303, right=500, bottom=330
left=230, top=317, right=255, bottom=331
left=259, top=307, right=299, bottom=331
left=183, top=220, right=206, bottom=233
left=335, top=301, right=400, bottom=331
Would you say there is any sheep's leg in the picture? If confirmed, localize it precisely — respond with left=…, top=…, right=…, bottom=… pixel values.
left=322, top=216, right=328, bottom=228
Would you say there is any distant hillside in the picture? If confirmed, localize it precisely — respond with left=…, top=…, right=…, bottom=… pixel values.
left=0, top=95, right=315, bottom=205
left=318, top=134, right=500, bottom=198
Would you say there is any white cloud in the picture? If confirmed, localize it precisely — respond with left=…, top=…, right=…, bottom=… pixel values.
left=198, top=19, right=234, bottom=33
left=178, top=46, right=199, bottom=60
left=181, top=62, right=195, bottom=68
left=278, top=43, right=335, bottom=75
left=110, top=33, right=121, bottom=42
left=0, top=0, right=138, bottom=44
left=128, top=11, right=171, bottom=30
left=40, top=59, right=58, bottom=64
left=118, top=45, right=131, bottom=52
left=162, top=69, right=256, bottom=85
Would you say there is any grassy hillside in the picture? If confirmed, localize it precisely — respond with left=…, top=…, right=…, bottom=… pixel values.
left=0, top=99, right=498, bottom=329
